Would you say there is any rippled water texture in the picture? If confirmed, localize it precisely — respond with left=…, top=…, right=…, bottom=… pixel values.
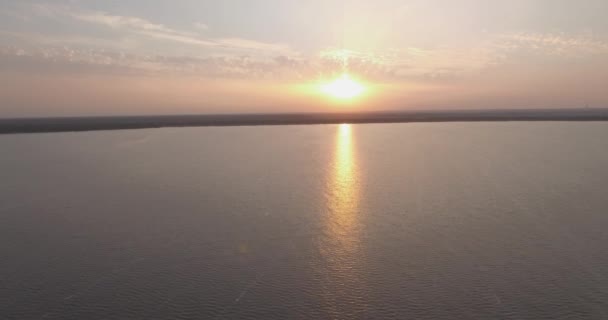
left=2, top=122, right=608, bottom=319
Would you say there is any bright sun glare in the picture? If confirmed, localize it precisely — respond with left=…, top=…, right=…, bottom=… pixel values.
left=321, top=74, right=366, bottom=100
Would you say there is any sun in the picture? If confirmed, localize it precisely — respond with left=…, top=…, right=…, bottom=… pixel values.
left=321, top=74, right=366, bottom=100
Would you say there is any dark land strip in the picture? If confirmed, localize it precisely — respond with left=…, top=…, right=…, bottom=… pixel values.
left=2, top=108, right=608, bottom=134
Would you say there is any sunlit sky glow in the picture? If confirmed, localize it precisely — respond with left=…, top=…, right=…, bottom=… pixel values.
left=1, top=0, right=608, bottom=116
left=321, top=74, right=366, bottom=100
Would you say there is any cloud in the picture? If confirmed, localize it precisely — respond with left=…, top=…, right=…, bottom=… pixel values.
left=74, top=12, right=180, bottom=35
left=317, top=46, right=504, bottom=81
left=498, top=32, right=608, bottom=56
left=193, top=22, right=209, bottom=31
left=4, top=3, right=294, bottom=55
left=0, top=44, right=308, bottom=79
left=71, top=9, right=293, bottom=54
left=312, top=32, right=608, bottom=81
left=3, top=2, right=608, bottom=84
left=3, top=31, right=606, bottom=82
left=0, top=42, right=499, bottom=82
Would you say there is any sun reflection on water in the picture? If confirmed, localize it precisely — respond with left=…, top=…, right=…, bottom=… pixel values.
left=318, top=123, right=365, bottom=317
left=329, top=124, right=359, bottom=243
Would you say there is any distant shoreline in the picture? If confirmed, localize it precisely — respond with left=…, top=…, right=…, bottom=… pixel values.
left=1, top=108, right=608, bottom=134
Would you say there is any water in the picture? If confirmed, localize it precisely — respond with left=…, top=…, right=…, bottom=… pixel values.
left=1, top=122, right=608, bottom=319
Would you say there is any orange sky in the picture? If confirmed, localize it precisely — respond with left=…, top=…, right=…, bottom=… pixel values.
left=1, top=0, right=608, bottom=116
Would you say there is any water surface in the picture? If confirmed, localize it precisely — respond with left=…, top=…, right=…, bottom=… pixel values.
left=1, top=122, right=608, bottom=319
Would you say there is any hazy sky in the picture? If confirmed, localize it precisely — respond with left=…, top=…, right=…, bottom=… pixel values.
left=1, top=0, right=608, bottom=116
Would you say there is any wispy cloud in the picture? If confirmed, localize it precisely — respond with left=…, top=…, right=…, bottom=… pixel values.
left=0, top=45, right=308, bottom=79
left=6, top=3, right=294, bottom=55
left=499, top=32, right=608, bottom=56
left=193, top=22, right=209, bottom=32
left=312, top=32, right=608, bottom=80
left=71, top=9, right=293, bottom=54
left=4, top=31, right=608, bottom=81
left=3, top=2, right=608, bottom=83
left=317, top=46, right=504, bottom=81
left=0, top=43, right=502, bottom=81
left=75, top=12, right=180, bottom=35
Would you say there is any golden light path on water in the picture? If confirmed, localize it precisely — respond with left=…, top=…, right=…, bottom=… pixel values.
left=318, top=124, right=365, bottom=317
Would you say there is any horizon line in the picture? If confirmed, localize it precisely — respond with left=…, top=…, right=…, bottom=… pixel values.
left=2, top=108, right=608, bottom=134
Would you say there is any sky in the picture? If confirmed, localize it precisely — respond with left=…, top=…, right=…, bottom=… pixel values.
left=1, top=0, right=608, bottom=117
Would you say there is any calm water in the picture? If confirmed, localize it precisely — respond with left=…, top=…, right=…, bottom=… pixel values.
left=2, top=122, right=608, bottom=319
